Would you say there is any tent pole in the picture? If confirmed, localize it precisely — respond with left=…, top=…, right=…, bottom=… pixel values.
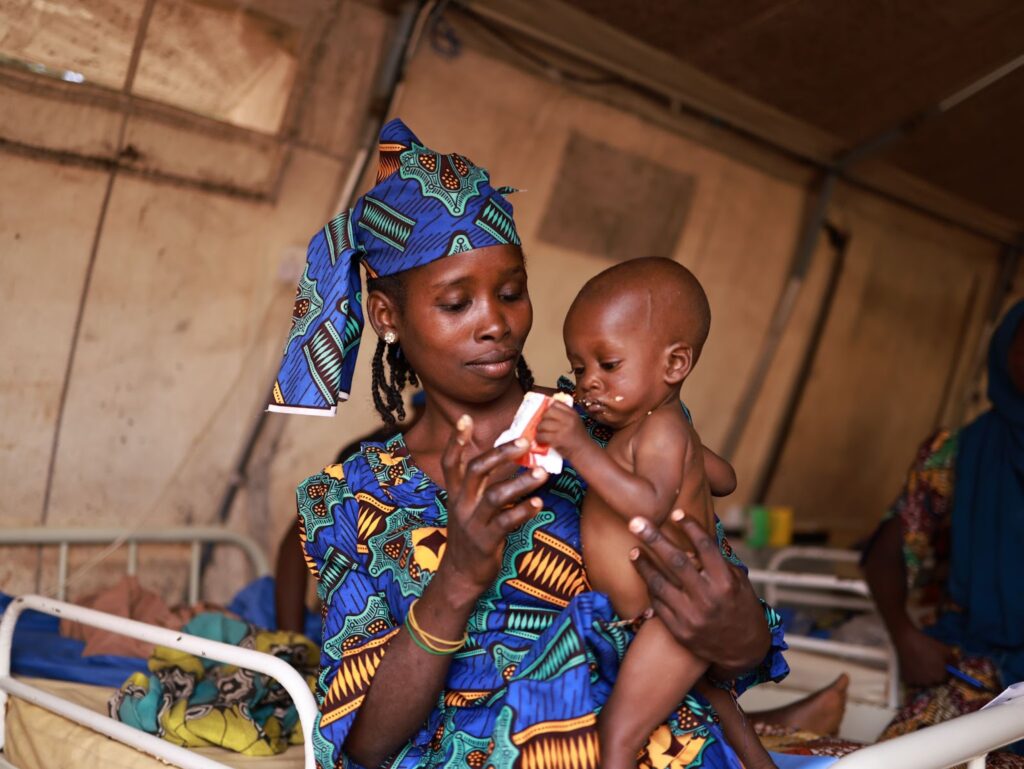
left=35, top=0, right=160, bottom=581
left=749, top=223, right=849, bottom=504
left=836, top=52, right=1024, bottom=170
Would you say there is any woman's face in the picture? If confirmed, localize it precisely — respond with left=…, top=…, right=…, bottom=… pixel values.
left=372, top=244, right=532, bottom=405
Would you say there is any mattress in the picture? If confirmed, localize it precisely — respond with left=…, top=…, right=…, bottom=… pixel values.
left=5, top=677, right=305, bottom=769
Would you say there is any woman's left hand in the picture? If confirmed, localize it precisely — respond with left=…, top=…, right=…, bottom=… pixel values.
left=629, top=513, right=770, bottom=679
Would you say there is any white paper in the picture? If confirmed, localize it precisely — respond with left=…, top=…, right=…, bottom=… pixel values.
left=494, top=391, right=565, bottom=474
left=981, top=680, right=1024, bottom=710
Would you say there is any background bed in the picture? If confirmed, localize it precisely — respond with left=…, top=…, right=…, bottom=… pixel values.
left=5, top=677, right=304, bottom=769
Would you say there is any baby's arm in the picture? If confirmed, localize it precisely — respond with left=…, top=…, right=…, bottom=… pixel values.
left=703, top=445, right=737, bottom=497
left=536, top=404, right=686, bottom=524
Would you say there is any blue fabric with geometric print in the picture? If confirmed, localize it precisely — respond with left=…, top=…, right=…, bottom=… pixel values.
left=295, top=410, right=789, bottom=769
left=268, top=119, right=521, bottom=415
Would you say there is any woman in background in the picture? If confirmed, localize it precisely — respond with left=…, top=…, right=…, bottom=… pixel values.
left=863, top=300, right=1024, bottom=761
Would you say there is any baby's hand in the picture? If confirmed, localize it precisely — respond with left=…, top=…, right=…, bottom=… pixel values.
left=536, top=402, right=588, bottom=460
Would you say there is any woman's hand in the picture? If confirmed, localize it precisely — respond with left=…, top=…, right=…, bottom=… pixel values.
left=343, top=416, right=547, bottom=766
left=629, top=513, right=770, bottom=678
left=895, top=625, right=954, bottom=686
left=438, top=415, right=548, bottom=604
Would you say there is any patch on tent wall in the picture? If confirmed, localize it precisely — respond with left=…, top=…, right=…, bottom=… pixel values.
left=537, top=132, right=695, bottom=262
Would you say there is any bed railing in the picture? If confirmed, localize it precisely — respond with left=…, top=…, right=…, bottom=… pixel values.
left=0, top=527, right=271, bottom=604
left=830, top=695, right=1024, bottom=769
left=0, top=594, right=316, bottom=769
left=762, top=546, right=873, bottom=611
left=747, top=546, right=900, bottom=710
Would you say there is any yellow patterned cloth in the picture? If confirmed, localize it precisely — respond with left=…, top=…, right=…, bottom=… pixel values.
left=110, top=613, right=318, bottom=756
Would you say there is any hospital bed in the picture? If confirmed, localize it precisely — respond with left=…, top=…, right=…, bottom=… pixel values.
left=1, top=533, right=1022, bottom=769
left=0, top=526, right=315, bottom=769
left=745, top=546, right=1024, bottom=766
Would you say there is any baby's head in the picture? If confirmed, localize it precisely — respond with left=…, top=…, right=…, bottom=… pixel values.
left=563, top=257, right=710, bottom=427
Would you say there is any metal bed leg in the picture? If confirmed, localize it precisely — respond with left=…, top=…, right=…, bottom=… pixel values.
left=57, top=543, right=68, bottom=602
left=189, top=541, right=201, bottom=606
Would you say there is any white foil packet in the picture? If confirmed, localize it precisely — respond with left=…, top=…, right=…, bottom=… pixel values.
left=493, top=391, right=574, bottom=474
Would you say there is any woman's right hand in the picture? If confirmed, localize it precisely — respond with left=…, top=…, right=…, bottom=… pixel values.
left=895, top=625, right=955, bottom=686
left=437, top=415, right=548, bottom=602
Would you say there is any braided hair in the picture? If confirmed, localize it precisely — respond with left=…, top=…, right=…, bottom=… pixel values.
left=368, top=273, right=535, bottom=425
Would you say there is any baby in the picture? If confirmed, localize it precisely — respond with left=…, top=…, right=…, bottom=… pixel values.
left=537, top=257, right=774, bottom=769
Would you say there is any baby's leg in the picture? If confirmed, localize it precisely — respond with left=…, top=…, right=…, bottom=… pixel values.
left=697, top=681, right=777, bottom=769
left=599, top=617, right=706, bottom=769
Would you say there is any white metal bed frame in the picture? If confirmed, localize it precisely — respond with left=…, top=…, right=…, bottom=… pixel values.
left=0, top=526, right=271, bottom=604
left=0, top=594, right=317, bottom=769
left=830, top=697, right=1024, bottom=769
left=0, top=527, right=309, bottom=769
left=747, top=546, right=900, bottom=710
left=748, top=546, right=1024, bottom=766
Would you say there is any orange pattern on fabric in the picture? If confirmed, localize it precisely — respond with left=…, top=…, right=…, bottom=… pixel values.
left=509, top=530, right=588, bottom=607
left=320, top=627, right=400, bottom=726
left=514, top=714, right=600, bottom=769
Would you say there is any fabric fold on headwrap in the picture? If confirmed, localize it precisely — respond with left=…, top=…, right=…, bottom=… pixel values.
left=268, top=119, right=520, bottom=416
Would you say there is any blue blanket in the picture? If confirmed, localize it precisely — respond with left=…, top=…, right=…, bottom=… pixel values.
left=0, top=593, right=148, bottom=687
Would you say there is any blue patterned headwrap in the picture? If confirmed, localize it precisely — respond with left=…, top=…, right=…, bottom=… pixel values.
left=268, top=119, right=521, bottom=416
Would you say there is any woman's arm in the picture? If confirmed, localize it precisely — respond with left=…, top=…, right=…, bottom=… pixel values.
left=274, top=519, right=308, bottom=634
left=343, top=422, right=548, bottom=766
left=862, top=517, right=952, bottom=686
left=343, top=565, right=488, bottom=763
left=628, top=513, right=772, bottom=679
left=861, top=431, right=956, bottom=686
left=862, top=518, right=914, bottom=643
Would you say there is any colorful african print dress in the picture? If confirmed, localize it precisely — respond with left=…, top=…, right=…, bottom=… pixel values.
left=297, top=429, right=787, bottom=769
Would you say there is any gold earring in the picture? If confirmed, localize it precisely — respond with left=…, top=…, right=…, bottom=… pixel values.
left=384, top=331, right=397, bottom=345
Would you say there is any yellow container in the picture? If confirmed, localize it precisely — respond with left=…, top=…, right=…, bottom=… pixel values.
left=768, top=506, right=794, bottom=548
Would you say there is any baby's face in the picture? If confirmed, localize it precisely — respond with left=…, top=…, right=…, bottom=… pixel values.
left=563, top=295, right=665, bottom=429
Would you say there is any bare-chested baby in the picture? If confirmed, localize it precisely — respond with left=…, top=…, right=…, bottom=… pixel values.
left=536, top=257, right=775, bottom=769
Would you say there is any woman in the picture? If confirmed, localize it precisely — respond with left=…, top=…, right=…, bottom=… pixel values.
left=269, top=119, right=786, bottom=768
left=863, top=300, right=1024, bottom=757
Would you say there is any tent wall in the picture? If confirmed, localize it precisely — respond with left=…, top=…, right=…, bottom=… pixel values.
left=0, top=2, right=1007, bottom=600
left=763, top=188, right=1001, bottom=545
left=0, top=0, right=394, bottom=599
